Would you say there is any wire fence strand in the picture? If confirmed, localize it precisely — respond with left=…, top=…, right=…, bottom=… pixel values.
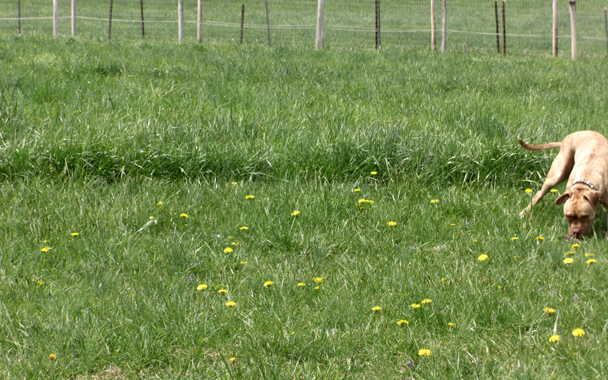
left=2, top=1, right=608, bottom=56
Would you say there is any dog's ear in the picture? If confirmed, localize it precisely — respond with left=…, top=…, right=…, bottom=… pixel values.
left=583, top=190, right=601, bottom=206
left=555, top=191, right=571, bottom=205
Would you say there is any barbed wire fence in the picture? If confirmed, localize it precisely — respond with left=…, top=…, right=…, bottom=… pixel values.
left=1, top=1, right=608, bottom=56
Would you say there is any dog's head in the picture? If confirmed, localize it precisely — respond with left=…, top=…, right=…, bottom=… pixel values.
left=555, top=186, right=601, bottom=238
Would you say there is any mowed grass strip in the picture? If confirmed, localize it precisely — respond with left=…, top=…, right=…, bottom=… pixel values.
left=1, top=177, right=607, bottom=378
left=2, top=36, right=608, bottom=184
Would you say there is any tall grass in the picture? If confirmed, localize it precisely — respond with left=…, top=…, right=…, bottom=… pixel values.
left=2, top=36, right=608, bottom=186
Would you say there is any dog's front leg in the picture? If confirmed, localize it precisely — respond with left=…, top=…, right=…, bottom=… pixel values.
left=520, top=150, right=572, bottom=218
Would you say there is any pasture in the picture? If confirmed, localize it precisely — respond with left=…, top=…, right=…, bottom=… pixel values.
left=1, top=35, right=608, bottom=378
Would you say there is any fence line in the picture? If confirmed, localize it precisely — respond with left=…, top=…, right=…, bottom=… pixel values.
left=2, top=1, right=608, bottom=56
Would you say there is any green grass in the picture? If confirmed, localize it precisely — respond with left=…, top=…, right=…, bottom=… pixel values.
left=1, top=36, right=608, bottom=379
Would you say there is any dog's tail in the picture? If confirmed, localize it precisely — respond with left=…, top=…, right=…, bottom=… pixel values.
left=518, top=138, right=562, bottom=151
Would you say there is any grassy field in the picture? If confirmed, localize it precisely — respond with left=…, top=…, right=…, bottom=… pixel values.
left=2, top=35, right=608, bottom=379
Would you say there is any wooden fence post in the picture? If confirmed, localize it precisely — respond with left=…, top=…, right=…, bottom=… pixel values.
left=141, top=0, right=145, bottom=38
left=553, top=0, right=558, bottom=57
left=71, top=0, right=76, bottom=37
left=316, top=0, right=325, bottom=49
left=178, top=0, right=184, bottom=43
left=502, top=0, right=506, bottom=55
left=494, top=2, right=500, bottom=53
left=265, top=0, right=271, bottom=46
left=605, top=7, right=608, bottom=56
left=441, top=0, right=446, bottom=53
left=18, top=0, right=22, bottom=34
left=108, top=0, right=113, bottom=40
left=431, top=0, right=436, bottom=51
left=53, top=0, right=59, bottom=37
left=569, top=0, right=577, bottom=59
left=197, top=0, right=202, bottom=43
left=240, top=4, right=245, bottom=44
left=375, top=0, right=381, bottom=49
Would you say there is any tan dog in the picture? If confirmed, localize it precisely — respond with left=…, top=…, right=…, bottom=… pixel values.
left=519, top=130, right=608, bottom=238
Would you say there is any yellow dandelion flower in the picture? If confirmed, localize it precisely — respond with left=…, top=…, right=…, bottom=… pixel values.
left=543, top=307, right=556, bottom=315
left=585, top=253, right=594, bottom=257
left=224, top=247, right=234, bottom=253
left=157, top=201, right=163, bottom=206
left=218, top=289, right=228, bottom=294
left=263, top=281, right=274, bottom=288
left=586, top=259, right=597, bottom=265
left=473, top=240, right=478, bottom=244
left=411, top=303, right=421, bottom=309
left=197, top=284, right=208, bottom=291
left=448, top=322, right=455, bottom=327
left=291, top=210, right=301, bottom=216
left=525, top=189, right=533, bottom=193
left=149, top=216, right=155, bottom=220
left=511, top=237, right=519, bottom=241
left=180, top=213, right=189, bottom=218
left=240, top=226, right=249, bottom=230
left=450, top=223, right=456, bottom=227
left=477, top=254, right=489, bottom=261
left=70, top=232, right=79, bottom=237
left=565, top=251, right=575, bottom=255
left=313, top=277, right=325, bottom=283
left=387, top=221, right=397, bottom=227
left=421, top=299, right=432, bottom=304
left=297, top=283, right=306, bottom=287
left=41, top=247, right=51, bottom=252
left=572, top=328, right=585, bottom=337
left=536, top=236, right=545, bottom=241
left=358, top=198, right=367, bottom=203
left=370, top=171, right=378, bottom=175
left=563, top=258, right=574, bottom=264
left=228, top=357, right=236, bottom=362
left=314, top=286, right=320, bottom=290
left=396, top=319, right=409, bottom=326
left=571, top=244, right=581, bottom=249
left=353, top=188, right=361, bottom=192
left=49, top=354, right=57, bottom=360
left=231, top=182, right=237, bottom=185
left=372, top=306, right=382, bottom=312
left=239, top=261, right=247, bottom=265
left=549, top=335, right=561, bottom=343
left=418, top=349, right=432, bottom=356
left=245, top=195, right=255, bottom=199
left=550, top=189, right=558, bottom=193
left=430, top=199, right=439, bottom=204
left=441, top=278, right=446, bottom=282
left=225, top=300, right=236, bottom=307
